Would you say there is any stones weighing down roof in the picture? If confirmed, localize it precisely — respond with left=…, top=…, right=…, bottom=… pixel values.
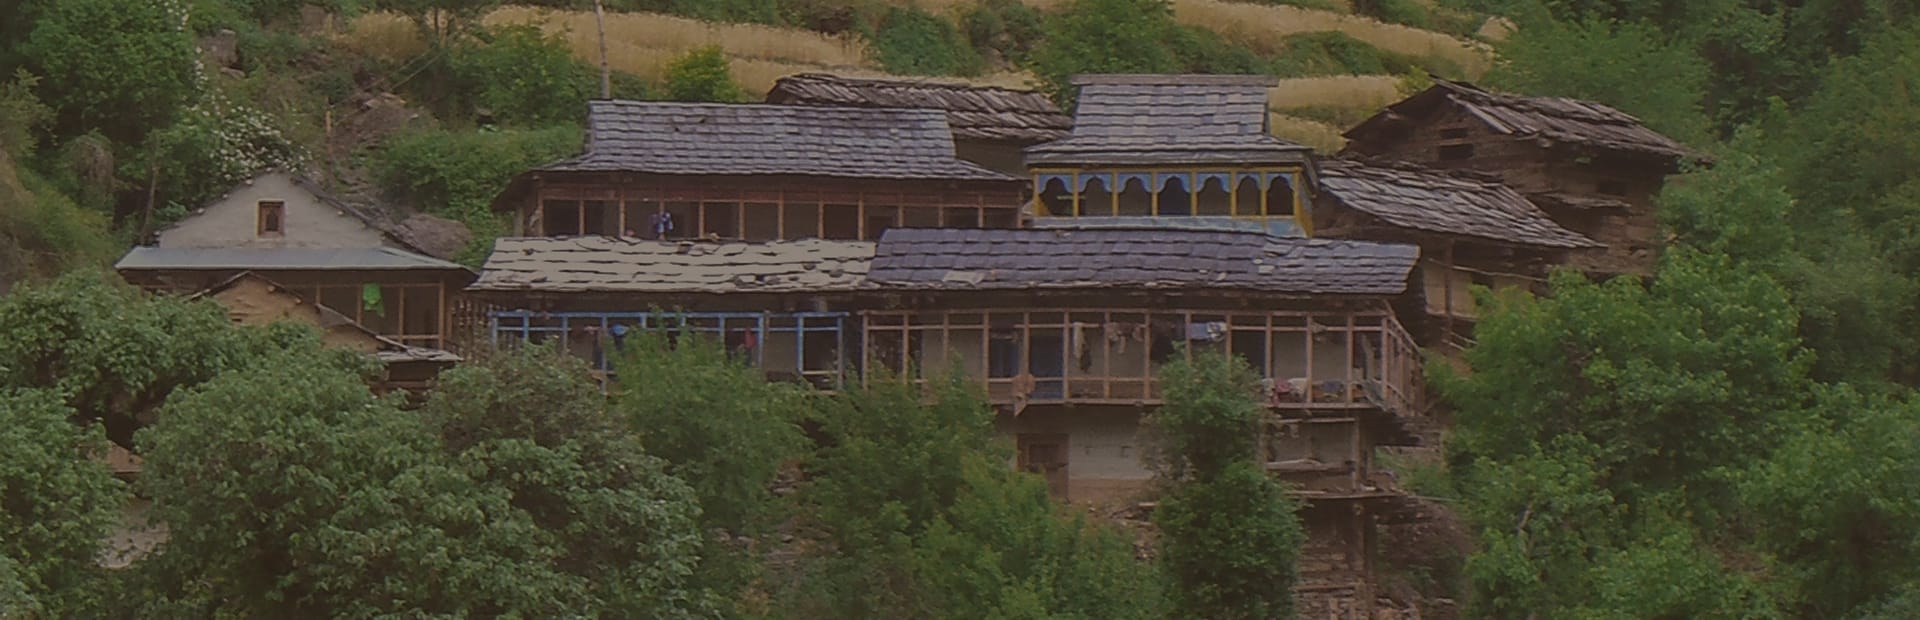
left=115, top=247, right=470, bottom=271
left=1347, top=78, right=1695, bottom=162
left=470, top=237, right=876, bottom=294
left=870, top=228, right=1417, bottom=295
left=766, top=73, right=1071, bottom=143
left=1026, top=74, right=1312, bottom=166
left=1318, top=159, right=1600, bottom=249
left=539, top=100, right=1015, bottom=182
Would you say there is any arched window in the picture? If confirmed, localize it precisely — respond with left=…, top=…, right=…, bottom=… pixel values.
left=1082, top=175, right=1114, bottom=216
left=1196, top=174, right=1231, bottom=216
left=1036, top=177, right=1072, bottom=217
left=1234, top=175, right=1263, bottom=216
left=1269, top=173, right=1298, bottom=219
left=1118, top=175, right=1152, bottom=216
left=1158, top=175, right=1191, bottom=216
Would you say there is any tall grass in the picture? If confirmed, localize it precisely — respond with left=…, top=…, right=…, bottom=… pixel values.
left=1268, top=112, right=1346, bottom=152
left=1267, top=75, right=1401, bottom=110
left=484, top=6, right=873, bottom=68
left=1172, top=0, right=1489, bottom=76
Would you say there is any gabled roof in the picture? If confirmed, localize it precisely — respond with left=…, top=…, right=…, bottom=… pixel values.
left=1344, top=78, right=1694, bottom=162
left=158, top=171, right=448, bottom=259
left=869, top=228, right=1416, bottom=295
left=115, top=247, right=470, bottom=271
left=470, top=237, right=875, bottom=294
left=765, top=73, right=1071, bottom=143
left=1317, top=159, right=1600, bottom=249
left=537, top=100, right=1016, bottom=182
left=1026, top=74, right=1312, bottom=166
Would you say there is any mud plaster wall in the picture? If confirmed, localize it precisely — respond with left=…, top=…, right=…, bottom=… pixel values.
left=158, top=172, right=391, bottom=250
left=996, top=407, right=1153, bottom=505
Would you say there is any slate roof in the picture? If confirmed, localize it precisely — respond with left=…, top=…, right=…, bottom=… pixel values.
left=1026, top=74, right=1313, bottom=166
left=539, top=100, right=1015, bottom=182
left=470, top=237, right=875, bottom=294
left=115, top=247, right=470, bottom=271
left=1317, top=159, right=1600, bottom=249
left=765, top=73, right=1071, bottom=143
left=1346, top=78, right=1694, bottom=162
left=869, top=228, right=1416, bottom=295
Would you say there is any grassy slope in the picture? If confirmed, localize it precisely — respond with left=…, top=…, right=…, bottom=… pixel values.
left=343, top=4, right=1483, bottom=150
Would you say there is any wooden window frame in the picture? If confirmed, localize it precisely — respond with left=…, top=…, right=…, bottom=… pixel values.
left=257, top=200, right=286, bottom=237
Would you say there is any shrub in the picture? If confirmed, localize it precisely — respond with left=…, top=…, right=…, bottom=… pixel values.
left=1353, top=0, right=1431, bottom=28
left=661, top=45, right=747, bottom=103
left=21, top=0, right=199, bottom=144
left=961, top=0, right=1044, bottom=65
left=372, top=126, right=581, bottom=263
left=868, top=6, right=984, bottom=76
left=449, top=24, right=597, bottom=126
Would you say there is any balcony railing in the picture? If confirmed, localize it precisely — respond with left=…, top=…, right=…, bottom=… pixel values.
left=862, top=308, right=1423, bottom=415
left=489, top=310, right=852, bottom=388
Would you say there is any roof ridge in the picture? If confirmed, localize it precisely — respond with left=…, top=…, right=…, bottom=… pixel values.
left=1071, top=74, right=1279, bottom=87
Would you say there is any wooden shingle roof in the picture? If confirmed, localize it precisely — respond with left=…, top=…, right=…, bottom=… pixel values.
left=1346, top=79, right=1694, bottom=162
left=539, top=100, right=1016, bottom=182
left=470, top=237, right=875, bottom=294
left=1026, top=74, right=1313, bottom=166
left=869, top=228, right=1416, bottom=295
left=765, top=73, right=1071, bottom=143
left=1318, top=159, right=1600, bottom=249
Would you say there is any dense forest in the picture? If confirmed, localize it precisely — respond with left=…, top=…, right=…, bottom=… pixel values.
left=5, top=0, right=1920, bottom=617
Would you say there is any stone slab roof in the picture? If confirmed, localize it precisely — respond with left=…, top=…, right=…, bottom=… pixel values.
left=869, top=228, right=1416, bottom=295
left=470, top=237, right=875, bottom=294
left=1026, top=74, right=1312, bottom=166
left=115, top=247, right=469, bottom=271
left=766, top=73, right=1071, bottom=143
left=1318, top=159, right=1600, bottom=249
left=539, top=100, right=1014, bottom=182
left=1346, top=79, right=1695, bottom=162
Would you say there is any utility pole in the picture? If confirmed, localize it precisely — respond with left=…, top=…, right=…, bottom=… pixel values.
left=594, top=0, right=611, bottom=98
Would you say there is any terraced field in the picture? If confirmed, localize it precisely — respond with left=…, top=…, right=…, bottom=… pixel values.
left=344, top=2, right=1490, bottom=151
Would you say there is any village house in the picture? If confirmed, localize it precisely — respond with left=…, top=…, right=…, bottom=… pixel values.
left=1341, top=78, right=1698, bottom=276
left=764, top=73, right=1072, bottom=176
left=114, top=171, right=473, bottom=354
left=1314, top=158, right=1601, bottom=349
left=467, top=76, right=1447, bottom=618
left=486, top=101, right=1027, bottom=239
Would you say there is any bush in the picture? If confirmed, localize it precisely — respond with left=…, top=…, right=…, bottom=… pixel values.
left=1269, top=31, right=1431, bottom=76
left=1352, top=0, right=1431, bottom=28
left=372, top=126, right=581, bottom=263
left=449, top=24, right=597, bottom=126
left=1030, top=0, right=1183, bottom=101
left=868, top=6, right=984, bottom=76
left=0, top=389, right=126, bottom=614
left=961, top=0, right=1044, bottom=66
left=661, top=45, right=747, bottom=103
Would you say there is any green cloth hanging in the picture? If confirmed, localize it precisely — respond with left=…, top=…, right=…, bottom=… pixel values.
left=361, top=284, right=385, bottom=317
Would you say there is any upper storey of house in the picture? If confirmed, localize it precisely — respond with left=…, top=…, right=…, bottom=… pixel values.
left=1026, top=74, right=1315, bottom=237
left=1340, top=78, right=1697, bottom=212
left=497, top=100, right=1028, bottom=240
left=766, top=73, right=1072, bottom=176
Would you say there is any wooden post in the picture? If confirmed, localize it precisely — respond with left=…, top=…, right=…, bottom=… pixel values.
left=1444, top=240, right=1457, bottom=345
left=593, top=0, right=611, bottom=98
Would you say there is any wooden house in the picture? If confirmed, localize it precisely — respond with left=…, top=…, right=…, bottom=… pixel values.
left=1026, top=74, right=1315, bottom=237
left=765, top=73, right=1072, bottom=176
left=114, top=171, right=474, bottom=351
left=193, top=271, right=461, bottom=390
left=1315, top=158, right=1600, bottom=349
left=1341, top=78, right=1697, bottom=276
left=488, top=100, right=1028, bottom=239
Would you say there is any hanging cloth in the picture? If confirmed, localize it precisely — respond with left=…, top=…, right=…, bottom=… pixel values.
left=360, top=284, right=384, bottom=317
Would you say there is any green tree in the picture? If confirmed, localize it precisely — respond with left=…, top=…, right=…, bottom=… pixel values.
left=136, top=347, right=583, bottom=616
left=661, top=46, right=746, bottom=103
left=19, top=0, right=198, bottom=144
left=1486, top=17, right=1710, bottom=144
left=1029, top=0, right=1182, bottom=102
left=372, top=125, right=582, bottom=263
left=1150, top=351, right=1303, bottom=620
left=790, top=376, right=1160, bottom=618
left=868, top=7, right=984, bottom=77
left=0, top=273, right=290, bottom=447
left=422, top=346, right=711, bottom=617
left=449, top=24, right=596, bottom=126
left=0, top=389, right=126, bottom=614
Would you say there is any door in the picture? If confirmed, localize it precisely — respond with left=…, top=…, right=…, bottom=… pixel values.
left=1017, top=434, right=1070, bottom=499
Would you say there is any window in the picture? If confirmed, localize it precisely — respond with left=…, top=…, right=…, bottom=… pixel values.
left=256, top=201, right=285, bottom=237
left=1438, top=143, right=1475, bottom=161
left=542, top=200, right=581, bottom=235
